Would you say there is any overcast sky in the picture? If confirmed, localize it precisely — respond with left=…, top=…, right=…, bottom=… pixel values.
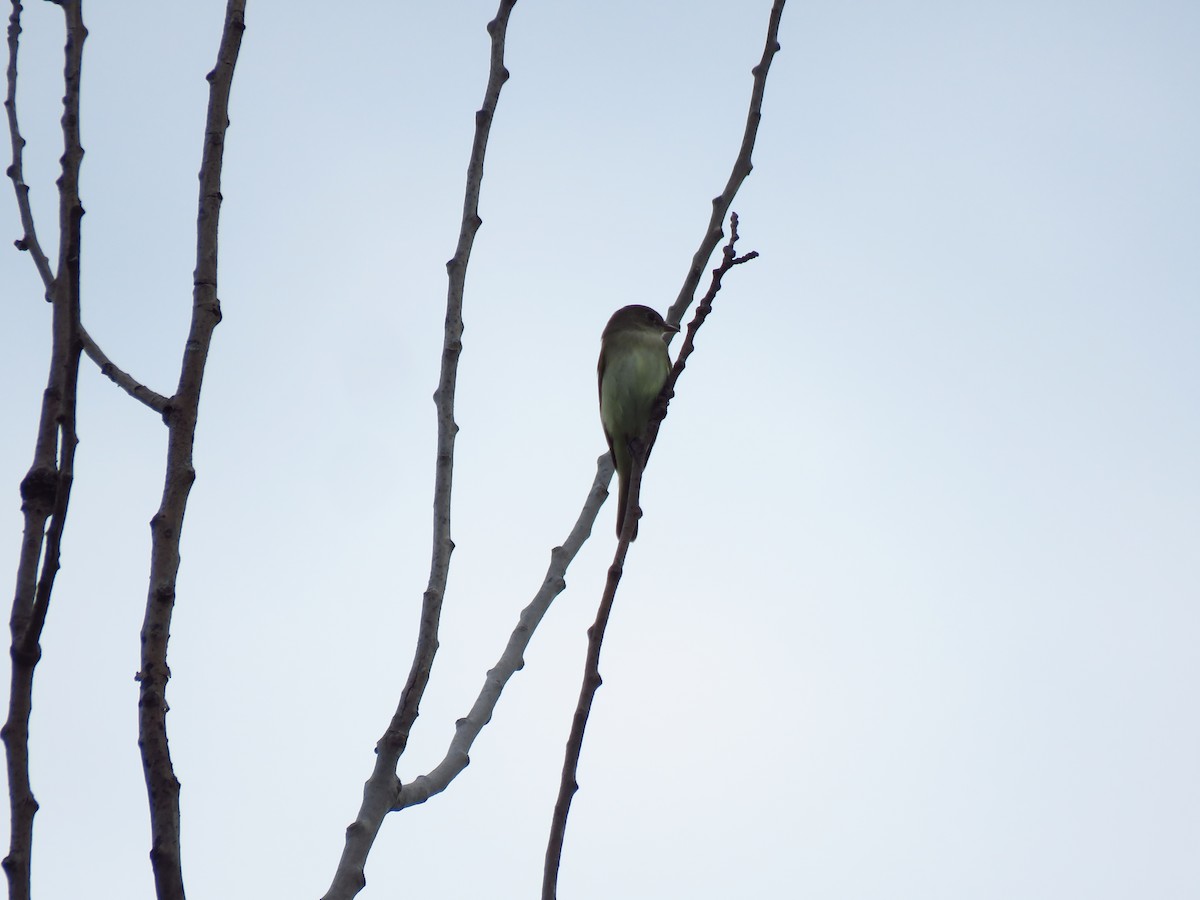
left=2, top=1, right=1198, bottom=898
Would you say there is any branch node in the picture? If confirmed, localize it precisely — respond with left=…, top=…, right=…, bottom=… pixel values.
left=18, top=467, right=57, bottom=510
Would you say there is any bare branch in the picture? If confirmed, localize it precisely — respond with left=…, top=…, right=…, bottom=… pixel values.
left=321, top=3, right=519, bottom=898
left=538, top=7, right=788, bottom=891
left=135, top=3, right=245, bottom=899
left=10, top=0, right=169, bottom=408
left=397, top=456, right=612, bottom=809
left=2, top=3, right=86, bottom=898
left=80, top=324, right=170, bottom=413
left=654, top=214, right=759, bottom=428
left=542, top=215, right=758, bottom=899
left=541, top=491, right=633, bottom=900
left=4, top=0, right=53, bottom=291
left=667, top=0, right=785, bottom=327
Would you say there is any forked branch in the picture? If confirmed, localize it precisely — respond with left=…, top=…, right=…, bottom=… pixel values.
left=8, top=2, right=170, bottom=408
left=395, top=456, right=611, bottom=811
left=542, top=215, right=758, bottom=900
left=321, top=2, right=519, bottom=898
left=2, top=3, right=86, bottom=899
left=537, top=13, right=789, bottom=888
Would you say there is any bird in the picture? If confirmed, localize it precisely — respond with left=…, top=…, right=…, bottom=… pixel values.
left=597, top=305, right=679, bottom=539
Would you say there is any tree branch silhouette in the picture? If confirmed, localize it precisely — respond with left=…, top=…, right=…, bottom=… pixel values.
left=537, top=6, right=790, bottom=891
left=543, top=215, right=758, bottom=899
left=8, top=2, right=169, bottom=409
left=4, top=0, right=53, bottom=292
left=80, top=326, right=170, bottom=413
left=2, top=3, right=85, bottom=898
left=668, top=0, right=785, bottom=328
left=321, top=2, right=519, bottom=897
left=395, top=456, right=610, bottom=810
left=134, top=4, right=245, bottom=899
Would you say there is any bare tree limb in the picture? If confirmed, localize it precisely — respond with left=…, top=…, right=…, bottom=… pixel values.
left=542, top=215, right=758, bottom=900
left=4, top=0, right=53, bottom=293
left=667, top=0, right=785, bottom=328
left=80, top=324, right=170, bottom=413
left=541, top=490, right=633, bottom=900
left=2, top=3, right=86, bottom=898
left=9, top=2, right=170, bottom=413
left=650, top=216, right=759, bottom=451
left=396, top=455, right=612, bottom=809
left=538, top=3, right=789, bottom=890
left=135, top=3, right=245, bottom=899
left=321, top=2, right=519, bottom=897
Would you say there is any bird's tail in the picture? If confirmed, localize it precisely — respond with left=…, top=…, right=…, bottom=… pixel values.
left=615, top=467, right=638, bottom=541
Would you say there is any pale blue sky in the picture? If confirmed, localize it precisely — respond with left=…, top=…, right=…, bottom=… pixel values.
left=2, top=2, right=1198, bottom=898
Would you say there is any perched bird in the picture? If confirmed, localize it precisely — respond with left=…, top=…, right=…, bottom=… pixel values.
left=597, top=305, right=679, bottom=539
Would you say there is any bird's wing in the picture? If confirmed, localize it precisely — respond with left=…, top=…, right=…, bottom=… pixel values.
left=597, top=348, right=616, bottom=463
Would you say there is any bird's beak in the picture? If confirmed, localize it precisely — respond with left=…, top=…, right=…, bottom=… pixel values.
left=664, top=321, right=680, bottom=334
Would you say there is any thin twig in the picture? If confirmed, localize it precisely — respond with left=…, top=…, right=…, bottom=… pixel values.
left=1, top=3, right=86, bottom=899
left=541, top=485, right=634, bottom=900
left=9, top=1, right=171, bottom=408
left=542, top=216, right=759, bottom=900
left=653, top=215, right=759, bottom=436
left=9, top=4, right=168, bottom=407
left=80, top=324, right=170, bottom=413
left=667, top=0, right=785, bottom=328
left=135, top=3, right=245, bottom=899
left=539, top=7, right=788, bottom=892
left=396, top=455, right=612, bottom=810
left=4, top=0, right=53, bottom=292
left=321, top=2, right=518, bottom=898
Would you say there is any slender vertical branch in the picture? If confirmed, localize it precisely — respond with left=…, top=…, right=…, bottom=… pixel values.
left=11, top=3, right=169, bottom=406
left=135, top=3, right=244, bottom=899
left=321, top=2, right=518, bottom=898
left=544, top=3, right=788, bottom=892
left=10, top=3, right=168, bottom=414
left=541, top=478, right=635, bottom=900
left=667, top=0, right=785, bottom=327
left=20, top=0, right=85, bottom=668
left=539, top=13, right=788, bottom=881
left=542, top=216, right=758, bottom=900
left=2, top=3, right=86, bottom=898
left=4, top=0, right=53, bottom=291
